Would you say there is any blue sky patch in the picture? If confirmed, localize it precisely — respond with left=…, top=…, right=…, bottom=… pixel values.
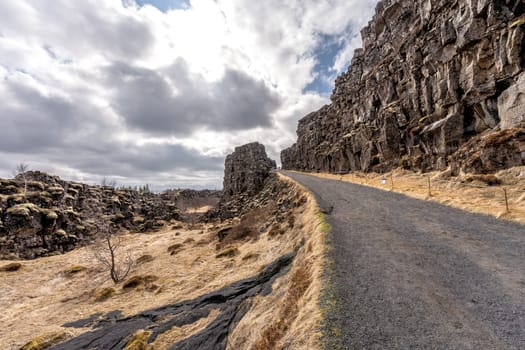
left=136, top=0, right=190, bottom=12
left=304, top=32, right=348, bottom=95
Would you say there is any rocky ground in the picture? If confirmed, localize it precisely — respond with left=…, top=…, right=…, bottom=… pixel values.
left=0, top=143, right=326, bottom=349
left=282, top=0, right=525, bottom=175
left=0, top=171, right=220, bottom=260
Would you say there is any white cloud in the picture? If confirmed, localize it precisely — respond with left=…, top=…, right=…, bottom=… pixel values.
left=0, top=0, right=378, bottom=189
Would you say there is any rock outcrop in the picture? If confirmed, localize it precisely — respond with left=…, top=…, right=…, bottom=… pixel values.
left=223, top=142, right=276, bottom=199
left=0, top=171, right=181, bottom=259
left=282, top=0, right=525, bottom=174
left=209, top=143, right=276, bottom=219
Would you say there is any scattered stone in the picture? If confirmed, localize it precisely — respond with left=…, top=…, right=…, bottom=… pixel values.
left=0, top=170, right=184, bottom=259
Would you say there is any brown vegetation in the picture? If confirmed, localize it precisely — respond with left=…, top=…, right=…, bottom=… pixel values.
left=0, top=176, right=327, bottom=349
left=310, top=166, right=525, bottom=225
left=252, top=264, right=312, bottom=350
left=20, top=331, right=70, bottom=350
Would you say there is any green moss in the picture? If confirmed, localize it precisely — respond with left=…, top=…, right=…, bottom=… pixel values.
left=316, top=212, right=342, bottom=350
left=124, top=330, right=152, bottom=350
left=316, top=212, right=331, bottom=233
left=6, top=203, right=40, bottom=217
left=20, top=331, right=69, bottom=350
left=45, top=211, right=58, bottom=220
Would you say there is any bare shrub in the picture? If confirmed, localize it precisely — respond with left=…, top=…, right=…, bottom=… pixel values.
left=91, top=226, right=133, bottom=284
left=14, top=163, right=29, bottom=198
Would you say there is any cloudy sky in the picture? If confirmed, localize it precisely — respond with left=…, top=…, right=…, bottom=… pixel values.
left=0, top=0, right=378, bottom=190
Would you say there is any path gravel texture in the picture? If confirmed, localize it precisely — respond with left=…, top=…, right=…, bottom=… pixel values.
left=283, top=171, right=525, bottom=350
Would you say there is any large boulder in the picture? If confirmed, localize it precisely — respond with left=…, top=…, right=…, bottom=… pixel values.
left=223, top=142, right=276, bottom=199
left=208, top=143, right=276, bottom=220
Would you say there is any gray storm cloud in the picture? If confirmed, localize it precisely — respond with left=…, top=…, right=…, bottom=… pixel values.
left=107, top=59, right=282, bottom=135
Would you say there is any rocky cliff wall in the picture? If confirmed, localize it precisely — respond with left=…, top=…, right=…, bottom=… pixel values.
left=282, top=0, right=525, bottom=174
left=0, top=171, right=181, bottom=259
left=210, top=142, right=276, bottom=219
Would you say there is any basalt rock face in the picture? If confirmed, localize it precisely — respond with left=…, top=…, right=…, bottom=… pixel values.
left=210, top=143, right=276, bottom=219
left=282, top=0, right=525, bottom=174
left=223, top=142, right=276, bottom=199
left=0, top=171, right=181, bottom=259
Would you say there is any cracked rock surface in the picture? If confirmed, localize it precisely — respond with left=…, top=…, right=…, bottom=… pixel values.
left=282, top=0, right=525, bottom=174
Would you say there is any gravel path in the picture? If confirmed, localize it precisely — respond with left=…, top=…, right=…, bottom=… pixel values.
left=283, top=171, right=525, bottom=350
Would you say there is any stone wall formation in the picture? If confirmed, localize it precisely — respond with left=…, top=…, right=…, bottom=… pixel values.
left=282, top=0, right=525, bottom=175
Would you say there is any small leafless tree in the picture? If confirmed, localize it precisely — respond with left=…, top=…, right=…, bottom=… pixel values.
left=101, top=178, right=117, bottom=188
left=91, top=224, right=133, bottom=284
left=13, top=163, right=29, bottom=198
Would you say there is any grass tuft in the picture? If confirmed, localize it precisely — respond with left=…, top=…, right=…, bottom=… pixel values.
left=92, top=287, right=115, bottom=302
left=0, top=262, right=22, bottom=272
left=124, top=330, right=152, bottom=350
left=215, top=247, right=239, bottom=259
left=136, top=254, right=154, bottom=265
left=316, top=212, right=331, bottom=233
left=253, top=264, right=312, bottom=349
left=122, top=275, right=159, bottom=290
left=167, top=243, right=183, bottom=255
left=64, top=265, right=87, bottom=275
left=20, top=331, right=70, bottom=350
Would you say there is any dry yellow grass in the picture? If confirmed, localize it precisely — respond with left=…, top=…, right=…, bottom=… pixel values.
left=227, top=175, right=326, bottom=349
left=305, top=166, right=525, bottom=225
left=0, top=177, right=328, bottom=349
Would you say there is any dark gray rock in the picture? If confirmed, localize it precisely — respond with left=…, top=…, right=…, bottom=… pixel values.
left=0, top=171, right=182, bottom=259
left=208, top=143, right=276, bottom=220
left=223, top=142, right=276, bottom=199
left=52, top=253, right=294, bottom=350
left=282, top=0, right=525, bottom=174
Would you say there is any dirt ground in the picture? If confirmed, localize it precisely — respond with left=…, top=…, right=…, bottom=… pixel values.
left=307, top=166, right=525, bottom=225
